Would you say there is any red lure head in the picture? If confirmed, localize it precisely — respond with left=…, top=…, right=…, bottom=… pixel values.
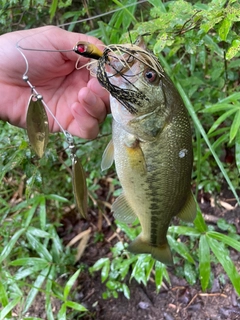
left=73, top=41, right=103, bottom=60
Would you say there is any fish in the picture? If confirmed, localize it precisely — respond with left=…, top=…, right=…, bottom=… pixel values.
left=75, top=38, right=196, bottom=265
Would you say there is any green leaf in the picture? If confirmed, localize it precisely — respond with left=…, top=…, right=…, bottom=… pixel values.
left=63, top=269, right=81, bottom=300
left=148, top=0, right=166, bottom=11
left=57, top=303, right=66, bottom=320
left=49, top=227, right=63, bottom=261
left=226, top=39, right=240, bottom=60
left=184, top=261, right=197, bottom=285
left=112, top=0, right=137, bottom=23
left=206, top=236, right=240, bottom=295
left=101, top=259, right=110, bottom=283
left=65, top=300, right=87, bottom=312
left=0, top=228, right=25, bottom=263
left=27, top=226, right=50, bottom=238
left=167, top=235, right=194, bottom=263
left=169, top=226, right=201, bottom=236
left=26, top=233, right=52, bottom=262
left=45, top=266, right=55, bottom=320
left=236, top=130, right=240, bottom=174
left=106, top=280, right=120, bottom=290
left=219, top=92, right=240, bottom=103
left=122, top=284, right=130, bottom=299
left=155, top=261, right=165, bottom=293
left=10, top=258, right=49, bottom=269
left=217, top=218, right=235, bottom=232
left=203, top=34, right=224, bottom=57
left=208, top=108, right=239, bottom=134
left=116, top=221, right=140, bottom=240
left=0, top=282, right=8, bottom=307
left=45, top=194, right=69, bottom=202
left=49, top=0, right=58, bottom=21
left=131, top=255, right=152, bottom=286
left=24, top=203, right=38, bottom=227
left=23, top=267, right=50, bottom=314
left=0, top=149, right=24, bottom=180
left=0, top=296, right=21, bottom=320
left=202, top=103, right=237, bottom=113
left=218, top=17, right=232, bottom=41
left=39, top=196, right=46, bottom=230
left=207, top=231, right=240, bottom=251
left=90, top=258, right=110, bottom=273
left=230, top=109, right=240, bottom=142
left=199, top=235, right=210, bottom=291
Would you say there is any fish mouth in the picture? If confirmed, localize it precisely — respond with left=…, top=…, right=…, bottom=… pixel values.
left=97, top=45, right=162, bottom=115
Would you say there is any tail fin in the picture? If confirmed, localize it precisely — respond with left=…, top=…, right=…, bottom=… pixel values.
left=128, top=235, right=173, bottom=265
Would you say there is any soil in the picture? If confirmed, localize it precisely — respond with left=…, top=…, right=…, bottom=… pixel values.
left=55, top=183, right=240, bottom=320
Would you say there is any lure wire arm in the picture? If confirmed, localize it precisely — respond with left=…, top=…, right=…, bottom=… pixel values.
left=17, top=42, right=88, bottom=218
left=17, top=45, right=76, bottom=151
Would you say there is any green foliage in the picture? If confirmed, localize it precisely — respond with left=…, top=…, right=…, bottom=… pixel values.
left=1, top=0, right=240, bottom=317
left=91, top=217, right=240, bottom=296
left=0, top=191, right=87, bottom=319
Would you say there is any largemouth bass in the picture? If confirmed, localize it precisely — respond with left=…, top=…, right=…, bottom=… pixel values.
left=75, top=39, right=196, bottom=265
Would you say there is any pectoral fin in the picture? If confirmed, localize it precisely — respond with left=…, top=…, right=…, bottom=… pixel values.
left=101, top=139, right=114, bottom=171
left=112, top=193, right=137, bottom=224
left=177, top=191, right=196, bottom=222
left=128, top=235, right=173, bottom=265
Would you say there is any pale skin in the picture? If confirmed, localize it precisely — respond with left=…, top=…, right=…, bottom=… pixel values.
left=0, top=26, right=110, bottom=139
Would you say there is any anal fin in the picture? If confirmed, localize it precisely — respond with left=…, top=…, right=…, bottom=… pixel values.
left=112, top=193, right=137, bottom=224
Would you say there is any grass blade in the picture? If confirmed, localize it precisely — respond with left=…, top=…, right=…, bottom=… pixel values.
left=63, top=269, right=81, bottom=300
left=64, top=300, right=87, bottom=312
left=236, top=130, right=240, bottom=174
left=230, top=109, right=240, bottom=143
left=26, top=233, right=52, bottom=262
left=207, top=236, right=240, bottom=295
left=23, top=267, right=50, bottom=314
left=0, top=228, right=25, bottom=263
left=167, top=235, right=194, bottom=263
left=199, top=235, right=210, bottom=291
left=0, top=296, right=21, bottom=320
left=208, top=231, right=240, bottom=252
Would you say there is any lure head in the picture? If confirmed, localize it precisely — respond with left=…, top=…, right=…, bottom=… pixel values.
left=73, top=41, right=103, bottom=60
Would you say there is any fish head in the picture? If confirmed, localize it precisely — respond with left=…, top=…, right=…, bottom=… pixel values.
left=97, top=39, right=177, bottom=138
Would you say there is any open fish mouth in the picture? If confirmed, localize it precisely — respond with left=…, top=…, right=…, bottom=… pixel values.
left=96, top=43, right=165, bottom=114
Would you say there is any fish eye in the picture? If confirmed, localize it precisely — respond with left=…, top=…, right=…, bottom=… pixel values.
left=144, top=69, right=158, bottom=83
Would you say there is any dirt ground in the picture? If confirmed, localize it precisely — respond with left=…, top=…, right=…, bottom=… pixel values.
left=54, top=185, right=240, bottom=320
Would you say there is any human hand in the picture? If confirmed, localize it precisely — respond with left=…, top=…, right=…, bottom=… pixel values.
left=0, top=26, right=109, bottom=139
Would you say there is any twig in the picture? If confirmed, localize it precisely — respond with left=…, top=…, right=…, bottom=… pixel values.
left=184, top=292, right=227, bottom=310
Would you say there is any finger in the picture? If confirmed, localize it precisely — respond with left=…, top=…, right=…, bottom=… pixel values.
left=78, top=87, right=108, bottom=124
left=87, top=78, right=110, bottom=113
left=70, top=101, right=100, bottom=139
